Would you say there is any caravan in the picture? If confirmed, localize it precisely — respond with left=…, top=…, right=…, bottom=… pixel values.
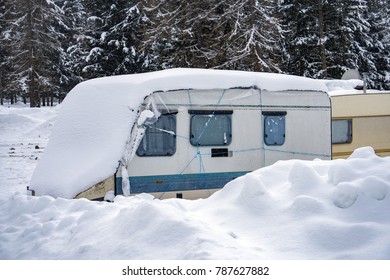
left=30, top=69, right=388, bottom=201
left=331, top=91, right=390, bottom=159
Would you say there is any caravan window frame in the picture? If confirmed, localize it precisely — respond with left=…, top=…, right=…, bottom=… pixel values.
left=136, top=112, right=177, bottom=157
left=263, top=111, right=286, bottom=146
left=332, top=119, right=352, bottom=144
left=189, top=110, right=233, bottom=147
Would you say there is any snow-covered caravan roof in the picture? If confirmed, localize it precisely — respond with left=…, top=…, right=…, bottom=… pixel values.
left=30, top=68, right=362, bottom=198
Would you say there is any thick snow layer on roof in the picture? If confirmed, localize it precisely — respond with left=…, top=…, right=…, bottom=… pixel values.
left=328, top=88, right=390, bottom=96
left=323, top=79, right=363, bottom=94
left=29, top=68, right=362, bottom=198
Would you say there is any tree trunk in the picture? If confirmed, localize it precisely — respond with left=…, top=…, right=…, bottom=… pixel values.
left=29, top=68, right=40, bottom=107
left=318, top=0, right=328, bottom=78
left=27, top=0, right=40, bottom=108
left=0, top=69, right=3, bottom=106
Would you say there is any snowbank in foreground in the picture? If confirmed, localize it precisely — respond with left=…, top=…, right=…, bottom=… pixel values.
left=29, top=68, right=363, bottom=198
left=1, top=147, right=389, bottom=260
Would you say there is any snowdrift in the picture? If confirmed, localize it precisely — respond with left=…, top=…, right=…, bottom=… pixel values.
left=29, top=68, right=363, bottom=198
left=1, top=147, right=389, bottom=259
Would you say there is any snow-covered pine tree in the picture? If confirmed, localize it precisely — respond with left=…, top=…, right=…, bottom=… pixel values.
left=2, top=0, right=66, bottom=107
left=366, top=0, right=390, bottom=89
left=101, top=1, right=148, bottom=74
left=325, top=0, right=372, bottom=80
left=215, top=0, right=283, bottom=72
left=143, top=0, right=283, bottom=72
left=348, top=0, right=376, bottom=85
left=0, top=1, right=5, bottom=105
left=141, top=0, right=218, bottom=69
left=280, top=0, right=325, bottom=77
left=55, top=0, right=86, bottom=101
left=280, top=0, right=389, bottom=86
left=76, top=0, right=148, bottom=79
left=1, top=0, right=22, bottom=104
left=41, top=0, right=71, bottom=106
left=74, top=0, right=111, bottom=79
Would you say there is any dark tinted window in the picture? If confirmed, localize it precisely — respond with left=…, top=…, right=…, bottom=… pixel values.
left=332, top=119, right=352, bottom=144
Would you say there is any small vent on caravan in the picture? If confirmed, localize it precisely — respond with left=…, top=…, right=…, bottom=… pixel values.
left=211, top=148, right=230, bottom=157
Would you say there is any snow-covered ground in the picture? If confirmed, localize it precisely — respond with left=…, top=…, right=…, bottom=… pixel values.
left=1, top=103, right=390, bottom=260
left=0, top=103, right=58, bottom=199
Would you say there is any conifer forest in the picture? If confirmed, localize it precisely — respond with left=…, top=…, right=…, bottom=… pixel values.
left=0, top=0, right=389, bottom=107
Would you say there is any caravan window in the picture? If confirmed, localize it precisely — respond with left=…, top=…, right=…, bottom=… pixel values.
left=136, top=113, right=176, bottom=156
left=263, top=112, right=286, bottom=146
left=332, top=119, right=352, bottom=144
left=189, top=110, right=232, bottom=146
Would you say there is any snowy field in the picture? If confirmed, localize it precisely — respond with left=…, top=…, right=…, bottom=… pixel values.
left=1, top=103, right=390, bottom=261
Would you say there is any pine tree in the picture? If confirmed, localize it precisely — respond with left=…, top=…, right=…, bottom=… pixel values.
left=349, top=0, right=375, bottom=83
left=73, top=0, right=110, bottom=79
left=366, top=0, right=390, bottom=89
left=0, top=1, right=5, bottom=105
left=2, top=0, right=66, bottom=107
left=279, top=0, right=389, bottom=85
left=100, top=1, right=148, bottom=74
left=1, top=0, right=20, bottom=104
left=1, top=0, right=389, bottom=99
left=280, top=0, right=324, bottom=77
left=216, top=0, right=283, bottom=72
left=325, top=0, right=371, bottom=79
left=143, top=0, right=283, bottom=72
left=141, top=0, right=216, bottom=69
left=54, top=0, right=86, bottom=101
left=75, top=0, right=148, bottom=79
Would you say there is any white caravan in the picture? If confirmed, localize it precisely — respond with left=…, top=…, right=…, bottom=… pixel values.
left=114, top=87, right=332, bottom=199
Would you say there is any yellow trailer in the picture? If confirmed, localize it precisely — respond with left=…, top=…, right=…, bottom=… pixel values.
left=331, top=91, right=390, bottom=159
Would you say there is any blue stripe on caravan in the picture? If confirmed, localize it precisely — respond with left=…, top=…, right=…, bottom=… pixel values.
left=115, top=171, right=248, bottom=195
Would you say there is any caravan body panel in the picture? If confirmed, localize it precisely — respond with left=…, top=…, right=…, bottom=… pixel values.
left=331, top=92, right=390, bottom=158
left=117, top=88, right=331, bottom=199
